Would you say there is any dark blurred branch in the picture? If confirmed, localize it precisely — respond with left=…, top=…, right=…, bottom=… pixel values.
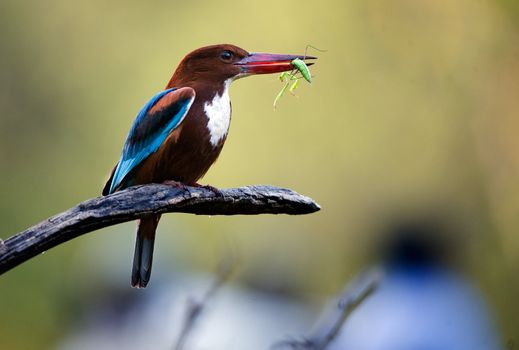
left=0, top=184, right=320, bottom=275
left=273, top=269, right=382, bottom=350
left=174, top=250, right=238, bottom=350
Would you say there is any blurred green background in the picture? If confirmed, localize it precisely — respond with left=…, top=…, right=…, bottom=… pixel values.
left=1, top=0, right=518, bottom=348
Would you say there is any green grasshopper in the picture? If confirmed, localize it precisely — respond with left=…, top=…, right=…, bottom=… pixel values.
left=291, top=58, right=312, bottom=83
left=273, top=59, right=311, bottom=108
left=273, top=45, right=324, bottom=108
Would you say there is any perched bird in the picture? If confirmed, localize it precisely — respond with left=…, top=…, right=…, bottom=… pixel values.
left=103, top=44, right=315, bottom=288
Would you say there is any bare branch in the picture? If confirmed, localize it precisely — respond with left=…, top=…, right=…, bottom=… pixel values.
left=273, top=269, right=382, bottom=350
left=173, top=249, right=238, bottom=350
left=0, top=184, right=320, bottom=275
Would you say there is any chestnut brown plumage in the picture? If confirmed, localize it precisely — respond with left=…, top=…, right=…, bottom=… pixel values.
left=103, top=44, right=316, bottom=287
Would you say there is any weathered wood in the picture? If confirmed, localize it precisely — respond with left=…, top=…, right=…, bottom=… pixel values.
left=0, top=184, right=320, bottom=275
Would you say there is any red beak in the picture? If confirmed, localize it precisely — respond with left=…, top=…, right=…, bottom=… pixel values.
left=235, top=52, right=316, bottom=75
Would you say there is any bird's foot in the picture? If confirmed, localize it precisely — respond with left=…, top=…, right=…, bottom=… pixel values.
left=162, top=180, right=188, bottom=191
left=193, top=183, right=223, bottom=197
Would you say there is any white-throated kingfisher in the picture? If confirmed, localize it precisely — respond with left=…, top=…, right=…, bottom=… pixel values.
left=103, top=44, right=316, bottom=288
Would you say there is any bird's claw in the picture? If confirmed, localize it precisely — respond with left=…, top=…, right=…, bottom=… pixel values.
left=162, top=180, right=188, bottom=191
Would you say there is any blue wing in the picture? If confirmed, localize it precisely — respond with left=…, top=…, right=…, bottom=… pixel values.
left=107, top=87, right=195, bottom=194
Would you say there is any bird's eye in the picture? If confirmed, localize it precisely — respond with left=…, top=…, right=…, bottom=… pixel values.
left=220, top=50, right=233, bottom=61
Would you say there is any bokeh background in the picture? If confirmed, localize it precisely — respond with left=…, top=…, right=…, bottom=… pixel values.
left=1, top=0, right=518, bottom=349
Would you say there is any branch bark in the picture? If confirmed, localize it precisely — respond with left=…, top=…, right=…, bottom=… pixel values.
left=0, top=184, right=320, bottom=275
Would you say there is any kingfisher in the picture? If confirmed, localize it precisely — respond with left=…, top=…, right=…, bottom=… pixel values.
left=102, top=44, right=316, bottom=288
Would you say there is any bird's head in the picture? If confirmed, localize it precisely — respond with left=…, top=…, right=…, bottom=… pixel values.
left=168, top=44, right=316, bottom=88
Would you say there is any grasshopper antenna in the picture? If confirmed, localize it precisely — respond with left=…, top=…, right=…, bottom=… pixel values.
left=304, top=44, right=328, bottom=60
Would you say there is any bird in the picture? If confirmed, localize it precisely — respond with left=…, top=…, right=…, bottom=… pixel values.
left=102, top=44, right=316, bottom=288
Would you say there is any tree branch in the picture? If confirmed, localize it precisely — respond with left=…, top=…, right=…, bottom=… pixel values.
left=273, top=269, right=382, bottom=350
left=0, top=184, right=320, bottom=275
left=173, top=249, right=238, bottom=350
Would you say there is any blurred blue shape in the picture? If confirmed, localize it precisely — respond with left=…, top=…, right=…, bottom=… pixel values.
left=329, top=222, right=503, bottom=350
left=329, top=266, right=501, bottom=350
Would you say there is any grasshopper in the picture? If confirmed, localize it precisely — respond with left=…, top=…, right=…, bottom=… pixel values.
left=273, top=45, right=325, bottom=108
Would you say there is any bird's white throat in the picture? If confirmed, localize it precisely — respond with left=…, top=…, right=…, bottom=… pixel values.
left=204, top=79, right=231, bottom=147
